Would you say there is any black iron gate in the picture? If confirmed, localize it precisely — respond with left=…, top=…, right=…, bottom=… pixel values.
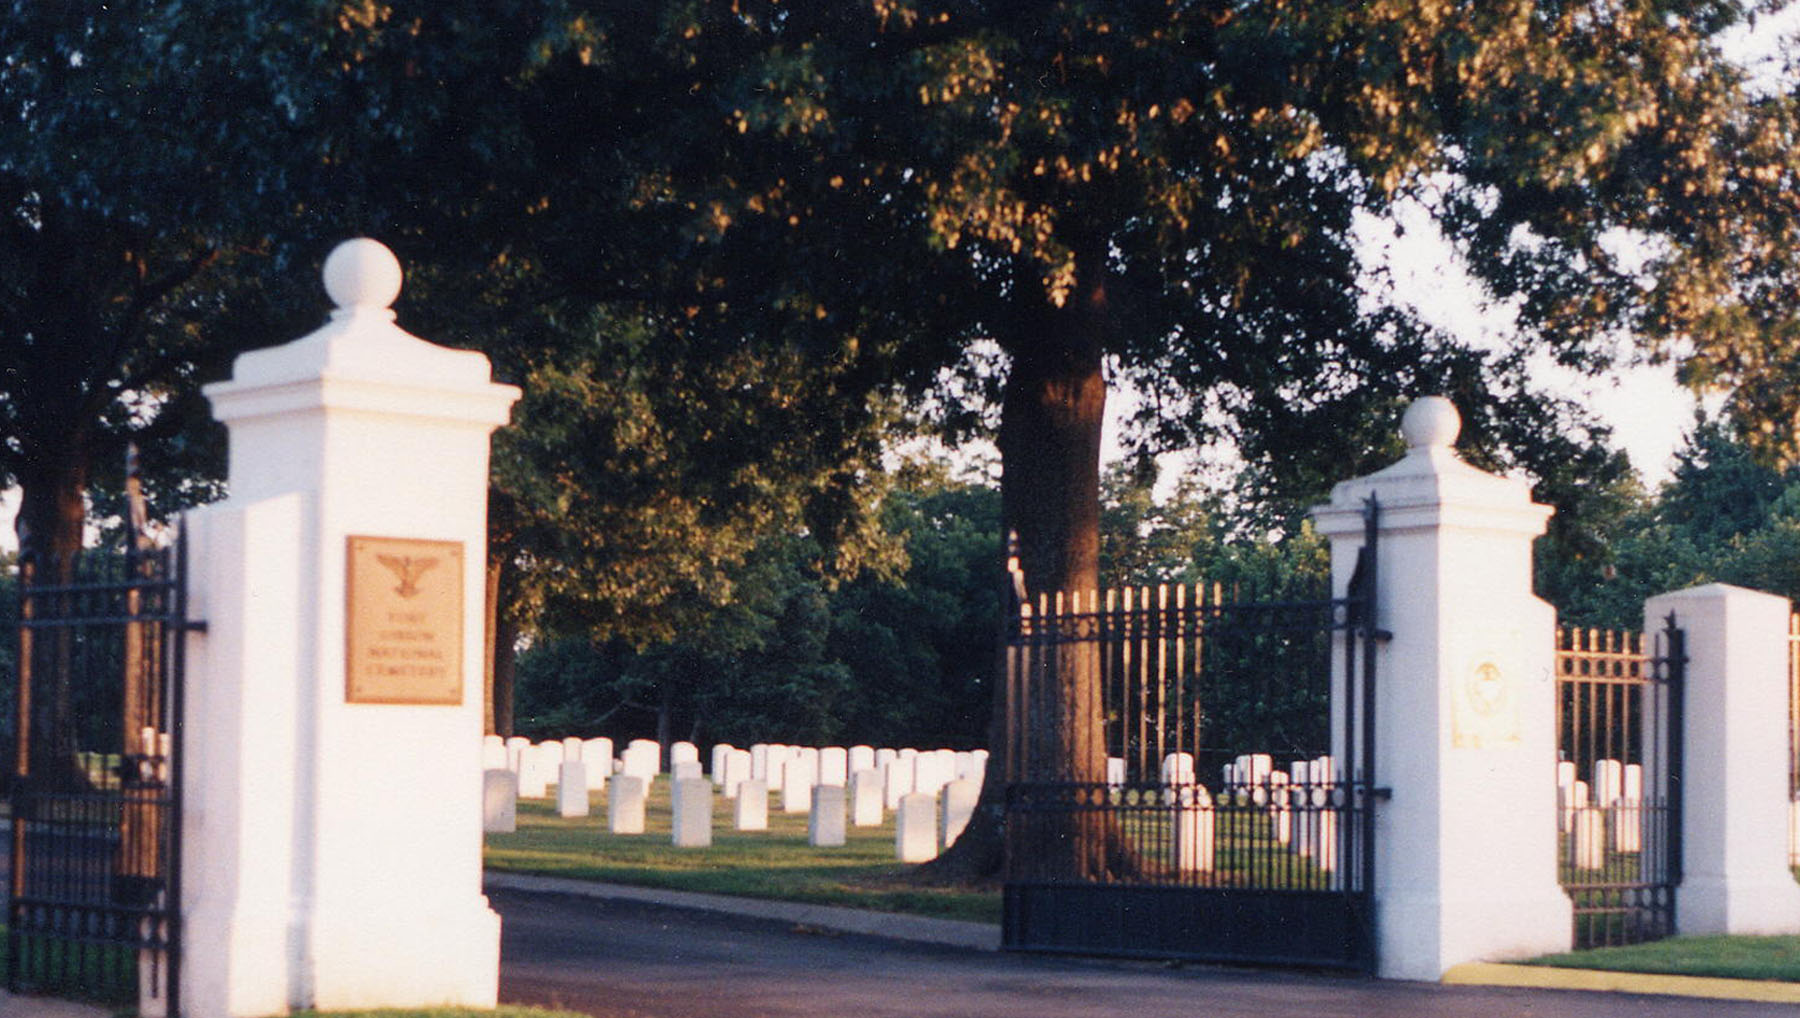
left=1554, top=616, right=1684, bottom=949
left=6, top=527, right=191, bottom=1011
left=1001, top=501, right=1382, bottom=971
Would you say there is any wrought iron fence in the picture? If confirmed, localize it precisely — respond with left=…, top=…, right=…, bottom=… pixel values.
left=1554, top=622, right=1682, bottom=949
left=1001, top=584, right=1371, bottom=894
left=1004, top=777, right=1370, bottom=892
left=7, top=539, right=187, bottom=1009
left=1000, top=501, right=1380, bottom=971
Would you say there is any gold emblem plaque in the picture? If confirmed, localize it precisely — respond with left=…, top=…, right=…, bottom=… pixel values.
left=345, top=535, right=464, bottom=705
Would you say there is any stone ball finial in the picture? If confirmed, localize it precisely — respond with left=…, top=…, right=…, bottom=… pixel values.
left=322, top=238, right=402, bottom=313
left=1401, top=395, right=1461, bottom=450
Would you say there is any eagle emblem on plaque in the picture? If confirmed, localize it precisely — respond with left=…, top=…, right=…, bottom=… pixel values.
left=1452, top=651, right=1522, bottom=749
left=377, top=554, right=439, bottom=598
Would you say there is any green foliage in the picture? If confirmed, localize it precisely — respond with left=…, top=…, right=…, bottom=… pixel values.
left=472, top=0, right=1796, bottom=609
left=1099, top=459, right=1330, bottom=600
left=492, top=308, right=906, bottom=647
left=823, top=462, right=1003, bottom=747
left=513, top=462, right=1000, bottom=748
left=0, top=927, right=136, bottom=1006
left=1099, top=461, right=1218, bottom=586
left=1660, top=416, right=1792, bottom=547
left=1544, top=414, right=1800, bottom=630
left=1, top=0, right=901, bottom=627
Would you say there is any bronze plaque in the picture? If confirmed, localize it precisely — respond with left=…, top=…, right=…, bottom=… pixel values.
left=345, top=535, right=465, bottom=705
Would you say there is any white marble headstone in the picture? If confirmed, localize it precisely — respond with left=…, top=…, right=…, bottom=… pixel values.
left=848, top=745, right=876, bottom=775
left=482, top=769, right=517, bottom=833
left=672, top=778, right=713, bottom=848
left=819, top=746, right=849, bottom=787
left=609, top=775, right=647, bottom=835
left=734, top=779, right=769, bottom=831
left=895, top=792, right=938, bottom=863
left=849, top=768, right=883, bottom=826
left=938, top=779, right=979, bottom=850
left=809, top=785, right=847, bottom=847
left=556, top=760, right=589, bottom=818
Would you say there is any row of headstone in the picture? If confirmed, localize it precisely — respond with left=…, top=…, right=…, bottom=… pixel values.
left=482, top=733, right=719, bottom=792
left=484, top=734, right=623, bottom=800
left=703, top=742, right=986, bottom=823
left=1109, top=751, right=1304, bottom=791
left=487, top=734, right=986, bottom=796
left=482, top=764, right=982, bottom=861
left=724, top=743, right=983, bottom=787
left=480, top=735, right=987, bottom=861
left=1556, top=758, right=1645, bottom=867
left=1121, top=753, right=1343, bottom=875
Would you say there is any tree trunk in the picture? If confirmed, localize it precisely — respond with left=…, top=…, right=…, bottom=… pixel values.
left=487, top=495, right=521, bottom=737
left=997, top=320, right=1107, bottom=783
left=15, top=452, right=89, bottom=567
left=14, top=449, right=97, bottom=794
left=484, top=559, right=500, bottom=735
left=656, top=684, right=673, bottom=770
left=921, top=248, right=1111, bottom=883
left=491, top=557, right=519, bottom=737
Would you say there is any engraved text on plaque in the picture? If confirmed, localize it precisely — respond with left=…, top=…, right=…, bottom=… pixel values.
left=346, top=535, right=464, bottom=704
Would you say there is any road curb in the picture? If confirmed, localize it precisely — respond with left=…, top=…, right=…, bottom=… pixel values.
left=1442, top=961, right=1800, bottom=1003
left=484, top=870, right=1003, bottom=952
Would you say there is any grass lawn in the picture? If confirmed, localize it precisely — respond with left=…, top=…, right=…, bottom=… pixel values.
left=482, top=782, right=1000, bottom=923
left=1527, top=935, right=1800, bottom=982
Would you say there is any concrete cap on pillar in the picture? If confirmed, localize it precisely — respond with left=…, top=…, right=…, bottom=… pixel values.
left=1311, top=394, right=1551, bottom=536
left=323, top=238, right=403, bottom=318
left=1401, top=396, right=1460, bottom=451
left=204, top=238, right=520, bottom=428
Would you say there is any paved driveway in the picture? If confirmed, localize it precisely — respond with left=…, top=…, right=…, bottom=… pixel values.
left=494, top=888, right=1783, bottom=1018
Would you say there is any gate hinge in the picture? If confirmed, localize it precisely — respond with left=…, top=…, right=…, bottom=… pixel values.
left=1357, top=627, right=1393, bottom=643
left=1368, top=786, right=1393, bottom=801
left=180, top=619, right=209, bottom=634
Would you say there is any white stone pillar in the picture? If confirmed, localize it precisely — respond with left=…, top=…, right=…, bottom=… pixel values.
left=1311, top=397, right=1571, bottom=981
left=182, top=239, right=519, bottom=1015
left=1644, top=584, right=1800, bottom=934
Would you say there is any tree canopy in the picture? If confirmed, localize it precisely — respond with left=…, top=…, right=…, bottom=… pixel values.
left=9, top=2, right=1800, bottom=871
left=476, top=0, right=1800, bottom=594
